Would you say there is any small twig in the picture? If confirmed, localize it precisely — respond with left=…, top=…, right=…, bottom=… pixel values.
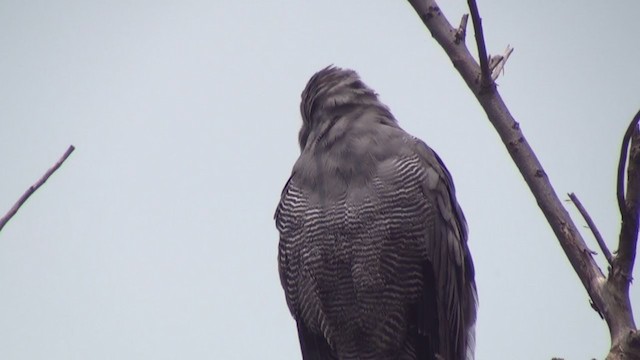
left=489, top=45, right=514, bottom=81
left=568, top=192, right=613, bottom=265
left=454, top=14, right=469, bottom=44
left=0, top=145, right=75, bottom=233
left=466, top=0, right=492, bottom=89
left=617, top=109, right=640, bottom=219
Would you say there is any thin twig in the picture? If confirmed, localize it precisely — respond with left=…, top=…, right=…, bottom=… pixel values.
left=0, top=145, right=75, bottom=233
left=466, top=0, right=492, bottom=89
left=454, top=14, right=469, bottom=44
left=617, top=109, right=640, bottom=219
left=568, top=192, right=613, bottom=265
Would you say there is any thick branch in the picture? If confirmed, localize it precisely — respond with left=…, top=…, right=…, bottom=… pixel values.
left=0, top=145, right=75, bottom=233
left=568, top=192, right=613, bottom=265
left=601, top=117, right=640, bottom=353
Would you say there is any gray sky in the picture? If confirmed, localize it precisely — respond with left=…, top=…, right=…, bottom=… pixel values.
left=1, top=1, right=639, bottom=359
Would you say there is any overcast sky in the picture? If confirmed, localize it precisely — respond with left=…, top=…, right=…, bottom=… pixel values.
left=1, top=1, right=639, bottom=359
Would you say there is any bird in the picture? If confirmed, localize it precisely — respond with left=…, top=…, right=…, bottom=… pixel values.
left=275, top=66, right=477, bottom=360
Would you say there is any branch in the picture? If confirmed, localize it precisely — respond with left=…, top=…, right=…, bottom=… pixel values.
left=617, top=110, right=640, bottom=219
left=408, top=0, right=605, bottom=302
left=406, top=0, right=640, bottom=356
left=613, top=117, right=640, bottom=287
left=466, top=0, right=492, bottom=89
left=0, top=145, right=75, bottom=233
left=568, top=192, right=612, bottom=265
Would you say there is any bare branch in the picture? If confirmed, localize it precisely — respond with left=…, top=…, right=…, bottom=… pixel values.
left=613, top=118, right=640, bottom=287
left=408, top=0, right=605, bottom=303
left=617, top=110, right=640, bottom=219
left=408, top=0, right=640, bottom=357
left=568, top=192, right=612, bottom=265
left=409, top=0, right=640, bottom=353
left=0, top=145, right=75, bottom=233
left=466, top=0, right=492, bottom=89
left=406, top=1, right=640, bottom=356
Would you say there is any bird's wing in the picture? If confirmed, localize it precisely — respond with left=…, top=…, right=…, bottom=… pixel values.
left=275, top=139, right=476, bottom=360
left=275, top=174, right=338, bottom=360
left=274, top=174, right=299, bottom=317
left=413, top=139, right=477, bottom=360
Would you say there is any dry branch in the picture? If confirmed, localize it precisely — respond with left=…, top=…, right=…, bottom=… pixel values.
left=617, top=110, right=640, bottom=219
left=465, top=0, right=491, bottom=89
left=406, top=0, right=639, bottom=358
left=407, top=0, right=606, bottom=304
left=0, top=145, right=75, bottom=233
left=568, top=192, right=613, bottom=265
left=614, top=112, right=640, bottom=289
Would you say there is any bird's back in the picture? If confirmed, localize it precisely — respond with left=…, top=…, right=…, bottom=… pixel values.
left=278, top=125, right=437, bottom=359
left=276, top=66, right=476, bottom=360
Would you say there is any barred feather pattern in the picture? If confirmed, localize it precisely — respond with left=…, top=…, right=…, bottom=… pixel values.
left=276, top=66, right=477, bottom=360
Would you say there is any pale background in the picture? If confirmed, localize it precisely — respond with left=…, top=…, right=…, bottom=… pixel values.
left=1, top=1, right=639, bottom=359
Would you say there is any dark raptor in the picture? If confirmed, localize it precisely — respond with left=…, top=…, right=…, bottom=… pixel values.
left=275, top=66, right=477, bottom=360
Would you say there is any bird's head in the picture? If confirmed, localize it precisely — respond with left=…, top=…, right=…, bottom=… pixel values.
left=298, top=66, right=389, bottom=150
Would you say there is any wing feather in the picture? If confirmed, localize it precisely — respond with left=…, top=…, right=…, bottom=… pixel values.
left=414, top=139, right=477, bottom=360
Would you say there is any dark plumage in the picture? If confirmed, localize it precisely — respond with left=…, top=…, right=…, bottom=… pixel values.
left=275, top=66, right=477, bottom=360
